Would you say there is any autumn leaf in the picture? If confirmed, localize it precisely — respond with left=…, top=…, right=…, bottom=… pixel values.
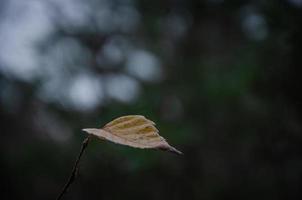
left=82, top=115, right=183, bottom=155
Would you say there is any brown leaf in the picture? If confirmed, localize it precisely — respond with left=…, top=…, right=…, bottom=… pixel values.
left=82, top=115, right=182, bottom=155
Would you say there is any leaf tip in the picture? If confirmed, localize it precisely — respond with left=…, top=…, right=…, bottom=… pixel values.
left=156, top=144, right=183, bottom=156
left=169, top=146, right=184, bottom=155
left=82, top=128, right=97, bottom=134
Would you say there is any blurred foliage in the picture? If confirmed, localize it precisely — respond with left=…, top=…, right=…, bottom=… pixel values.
left=1, top=0, right=302, bottom=200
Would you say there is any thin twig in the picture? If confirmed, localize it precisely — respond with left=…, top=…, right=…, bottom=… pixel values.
left=56, top=135, right=90, bottom=200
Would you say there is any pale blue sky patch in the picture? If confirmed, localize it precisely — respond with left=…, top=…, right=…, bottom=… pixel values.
left=105, top=74, right=140, bottom=103
left=67, top=74, right=104, bottom=111
left=126, top=50, right=163, bottom=82
left=0, top=0, right=54, bottom=81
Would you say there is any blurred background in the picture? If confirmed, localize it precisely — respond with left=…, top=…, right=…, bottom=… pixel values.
left=1, top=0, right=302, bottom=199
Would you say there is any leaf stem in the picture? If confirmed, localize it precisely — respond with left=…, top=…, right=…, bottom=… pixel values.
left=56, top=135, right=90, bottom=200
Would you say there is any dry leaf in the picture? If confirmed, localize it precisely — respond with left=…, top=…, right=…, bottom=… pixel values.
left=82, top=115, right=182, bottom=155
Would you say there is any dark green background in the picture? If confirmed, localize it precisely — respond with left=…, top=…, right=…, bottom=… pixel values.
left=1, top=0, right=302, bottom=199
